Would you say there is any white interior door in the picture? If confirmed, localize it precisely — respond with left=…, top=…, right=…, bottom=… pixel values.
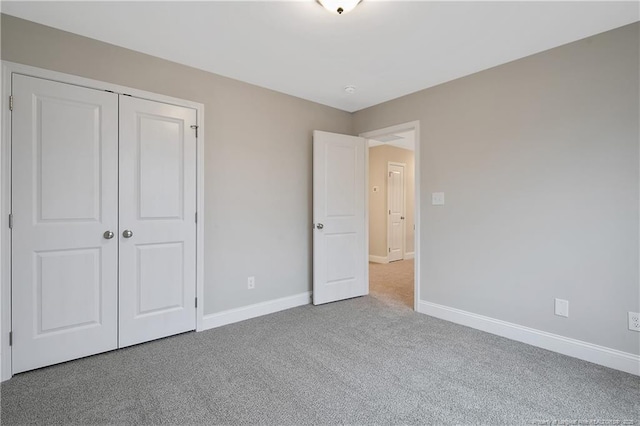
left=312, top=131, right=367, bottom=305
left=387, top=163, right=405, bottom=262
left=11, top=74, right=119, bottom=373
left=118, top=96, right=197, bottom=348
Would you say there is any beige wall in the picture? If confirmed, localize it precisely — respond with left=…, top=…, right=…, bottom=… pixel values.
left=0, top=14, right=353, bottom=315
left=368, top=145, right=415, bottom=259
left=355, top=23, right=640, bottom=355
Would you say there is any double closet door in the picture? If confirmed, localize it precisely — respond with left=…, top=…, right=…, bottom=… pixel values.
left=11, top=74, right=197, bottom=374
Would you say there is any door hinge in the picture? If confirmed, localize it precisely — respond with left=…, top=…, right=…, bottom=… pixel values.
left=9, top=95, right=13, bottom=111
left=195, top=212, right=197, bottom=223
left=388, top=248, right=391, bottom=253
left=195, top=297, right=198, bottom=308
left=8, top=214, right=13, bottom=229
left=9, top=332, right=12, bottom=346
left=190, top=125, right=199, bottom=138
left=389, top=210, right=391, bottom=215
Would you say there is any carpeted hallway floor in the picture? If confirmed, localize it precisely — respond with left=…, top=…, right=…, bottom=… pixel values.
left=1, top=293, right=639, bottom=425
left=369, top=259, right=414, bottom=308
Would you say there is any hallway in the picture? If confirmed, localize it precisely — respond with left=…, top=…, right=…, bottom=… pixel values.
left=369, top=259, right=414, bottom=308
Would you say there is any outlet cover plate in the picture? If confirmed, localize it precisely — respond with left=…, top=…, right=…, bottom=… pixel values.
left=555, top=298, right=569, bottom=318
left=629, top=312, right=640, bottom=332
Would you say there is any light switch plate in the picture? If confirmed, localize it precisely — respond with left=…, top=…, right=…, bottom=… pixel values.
left=555, top=298, right=569, bottom=317
left=432, top=192, right=445, bottom=205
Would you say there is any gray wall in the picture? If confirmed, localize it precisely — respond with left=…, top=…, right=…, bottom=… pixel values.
left=0, top=14, right=353, bottom=315
left=354, top=23, right=640, bottom=355
left=2, top=14, right=638, bottom=356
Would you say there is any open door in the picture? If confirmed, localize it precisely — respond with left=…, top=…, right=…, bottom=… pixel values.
left=313, top=131, right=367, bottom=305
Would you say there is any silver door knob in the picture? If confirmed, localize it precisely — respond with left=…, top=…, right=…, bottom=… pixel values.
left=122, top=230, right=133, bottom=238
left=103, top=231, right=114, bottom=239
left=316, top=223, right=324, bottom=230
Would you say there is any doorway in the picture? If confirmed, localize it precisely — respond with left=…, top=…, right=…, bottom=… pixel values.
left=361, top=122, right=420, bottom=310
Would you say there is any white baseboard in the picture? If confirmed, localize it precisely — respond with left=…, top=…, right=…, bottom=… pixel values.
left=404, top=252, right=415, bottom=260
left=417, top=300, right=640, bottom=376
left=200, top=291, right=312, bottom=331
left=369, top=255, right=388, bottom=264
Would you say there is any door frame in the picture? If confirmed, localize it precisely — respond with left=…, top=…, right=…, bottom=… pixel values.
left=387, top=161, right=407, bottom=262
left=0, top=61, right=206, bottom=381
left=360, top=121, right=420, bottom=311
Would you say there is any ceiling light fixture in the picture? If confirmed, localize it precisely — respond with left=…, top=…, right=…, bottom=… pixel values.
left=318, top=0, right=362, bottom=15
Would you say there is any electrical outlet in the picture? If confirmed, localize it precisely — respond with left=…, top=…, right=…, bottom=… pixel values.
left=555, top=298, right=569, bottom=318
left=629, top=312, right=640, bottom=332
left=247, top=276, right=255, bottom=290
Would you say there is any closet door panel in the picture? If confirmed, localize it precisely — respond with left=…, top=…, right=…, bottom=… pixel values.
left=11, top=74, right=119, bottom=373
left=118, top=96, right=197, bottom=348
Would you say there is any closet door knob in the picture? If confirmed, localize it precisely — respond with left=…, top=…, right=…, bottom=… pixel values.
left=122, top=230, right=133, bottom=238
left=103, top=231, right=114, bottom=239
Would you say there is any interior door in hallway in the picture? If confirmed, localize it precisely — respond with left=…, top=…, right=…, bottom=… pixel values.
left=387, top=163, right=405, bottom=262
left=118, top=96, right=197, bottom=347
left=312, top=130, right=367, bottom=305
left=11, top=75, right=119, bottom=373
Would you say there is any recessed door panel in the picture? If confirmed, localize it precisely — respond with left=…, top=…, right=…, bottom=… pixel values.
left=138, top=115, right=184, bottom=220
left=325, top=233, right=356, bottom=284
left=38, top=97, right=101, bottom=222
left=326, top=145, right=356, bottom=217
left=12, top=74, right=118, bottom=374
left=136, top=243, right=184, bottom=317
left=119, top=96, right=196, bottom=348
left=38, top=248, right=101, bottom=334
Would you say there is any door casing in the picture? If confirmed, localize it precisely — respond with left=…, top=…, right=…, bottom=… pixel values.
left=0, top=61, right=206, bottom=381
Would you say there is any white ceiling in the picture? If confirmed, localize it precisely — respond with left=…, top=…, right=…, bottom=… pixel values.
left=2, top=1, right=638, bottom=112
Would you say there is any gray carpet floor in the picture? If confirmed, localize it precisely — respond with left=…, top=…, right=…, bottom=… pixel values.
left=1, top=294, right=639, bottom=425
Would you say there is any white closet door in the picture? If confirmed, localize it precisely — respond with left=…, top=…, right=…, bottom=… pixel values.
left=118, top=96, right=197, bottom=348
left=11, top=74, right=119, bottom=373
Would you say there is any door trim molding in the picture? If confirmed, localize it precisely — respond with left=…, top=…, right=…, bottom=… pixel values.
left=0, top=61, right=206, bottom=381
left=360, top=121, right=420, bottom=311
